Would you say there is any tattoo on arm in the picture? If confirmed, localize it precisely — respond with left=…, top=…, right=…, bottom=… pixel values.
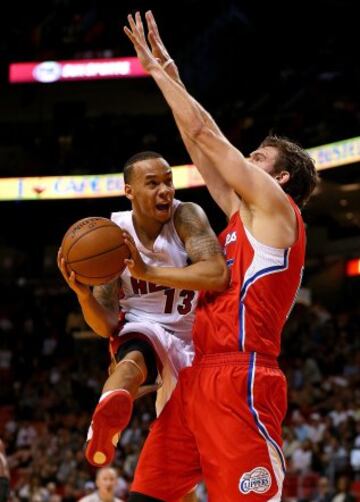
left=175, top=202, right=223, bottom=263
left=93, top=278, right=120, bottom=313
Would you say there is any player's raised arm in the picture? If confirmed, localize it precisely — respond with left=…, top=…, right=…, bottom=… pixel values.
left=124, top=12, right=294, bottom=223
left=123, top=202, right=229, bottom=292
left=143, top=11, right=240, bottom=218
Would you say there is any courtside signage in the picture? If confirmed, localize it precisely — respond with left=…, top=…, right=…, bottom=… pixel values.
left=1, top=137, right=359, bottom=200
left=9, top=57, right=148, bottom=83
left=0, top=166, right=202, bottom=201
left=307, top=136, right=360, bottom=171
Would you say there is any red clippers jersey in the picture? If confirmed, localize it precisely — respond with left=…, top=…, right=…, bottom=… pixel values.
left=192, top=198, right=305, bottom=357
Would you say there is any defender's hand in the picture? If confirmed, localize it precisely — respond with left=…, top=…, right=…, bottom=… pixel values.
left=145, top=10, right=182, bottom=85
left=124, top=12, right=161, bottom=73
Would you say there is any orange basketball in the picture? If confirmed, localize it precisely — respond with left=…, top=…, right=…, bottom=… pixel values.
left=61, top=217, right=130, bottom=285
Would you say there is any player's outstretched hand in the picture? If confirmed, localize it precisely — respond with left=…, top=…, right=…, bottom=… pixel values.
left=124, top=11, right=161, bottom=73
left=122, top=231, right=149, bottom=281
left=57, top=248, right=91, bottom=300
left=144, top=11, right=182, bottom=85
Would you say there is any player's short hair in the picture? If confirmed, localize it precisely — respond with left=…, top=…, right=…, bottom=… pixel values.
left=260, top=135, right=319, bottom=208
left=123, top=151, right=164, bottom=184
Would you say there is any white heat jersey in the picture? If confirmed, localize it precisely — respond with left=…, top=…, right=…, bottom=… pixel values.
left=111, top=200, right=198, bottom=347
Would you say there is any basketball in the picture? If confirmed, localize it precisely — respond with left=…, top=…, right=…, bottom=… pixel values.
left=61, top=217, right=130, bottom=285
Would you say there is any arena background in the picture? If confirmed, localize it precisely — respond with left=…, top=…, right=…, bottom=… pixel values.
left=0, top=1, right=359, bottom=501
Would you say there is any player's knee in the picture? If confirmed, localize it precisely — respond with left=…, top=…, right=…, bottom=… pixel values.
left=128, top=492, right=165, bottom=502
left=115, top=337, right=158, bottom=385
left=124, top=350, right=148, bottom=383
left=124, top=349, right=146, bottom=367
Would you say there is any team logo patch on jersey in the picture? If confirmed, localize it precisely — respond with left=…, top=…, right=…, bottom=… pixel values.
left=239, top=467, right=272, bottom=495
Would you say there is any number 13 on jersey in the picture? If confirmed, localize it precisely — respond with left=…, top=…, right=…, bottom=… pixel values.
left=164, top=289, right=195, bottom=315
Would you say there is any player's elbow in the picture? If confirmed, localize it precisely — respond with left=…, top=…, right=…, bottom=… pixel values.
left=92, top=326, right=111, bottom=339
left=211, top=262, right=230, bottom=292
left=93, top=319, right=118, bottom=339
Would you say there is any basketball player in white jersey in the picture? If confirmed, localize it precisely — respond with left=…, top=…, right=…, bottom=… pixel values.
left=58, top=152, right=228, bottom=478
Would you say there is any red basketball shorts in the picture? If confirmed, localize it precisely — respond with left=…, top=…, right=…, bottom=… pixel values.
left=131, top=352, right=287, bottom=501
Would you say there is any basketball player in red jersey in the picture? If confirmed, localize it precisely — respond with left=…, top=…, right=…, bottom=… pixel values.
left=123, top=12, right=319, bottom=502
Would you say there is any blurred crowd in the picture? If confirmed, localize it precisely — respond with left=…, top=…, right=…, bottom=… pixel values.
left=0, top=281, right=154, bottom=501
left=281, top=302, right=360, bottom=501
left=0, top=280, right=360, bottom=501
